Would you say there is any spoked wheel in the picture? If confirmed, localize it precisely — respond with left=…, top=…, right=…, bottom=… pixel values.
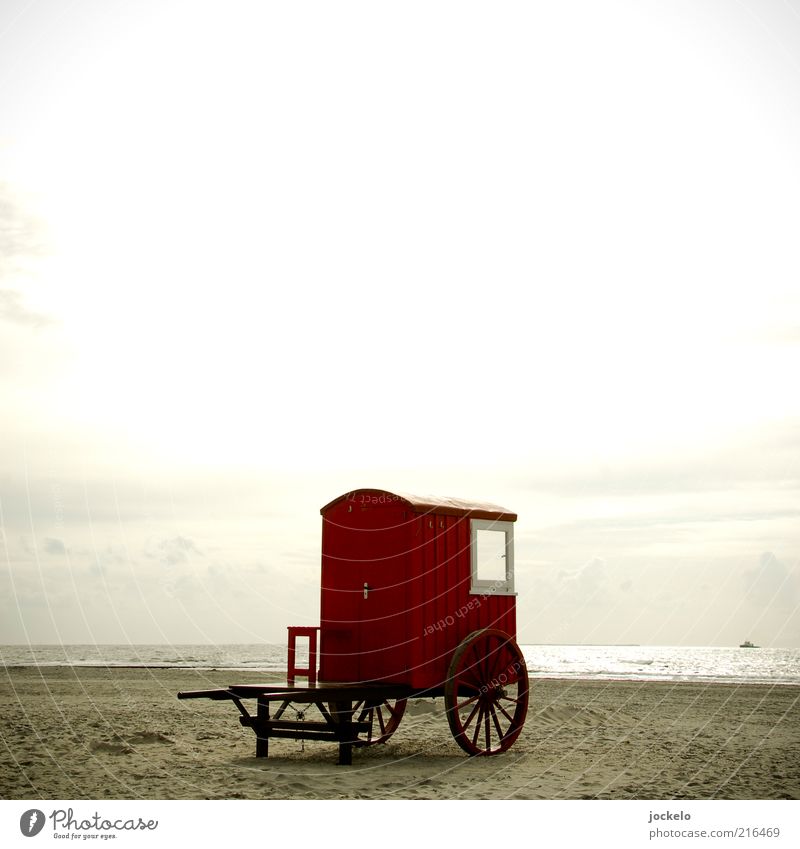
left=445, top=629, right=529, bottom=756
left=327, top=698, right=407, bottom=746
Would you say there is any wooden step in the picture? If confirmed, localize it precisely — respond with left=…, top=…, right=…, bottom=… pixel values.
left=260, top=729, right=342, bottom=743
left=238, top=716, right=370, bottom=735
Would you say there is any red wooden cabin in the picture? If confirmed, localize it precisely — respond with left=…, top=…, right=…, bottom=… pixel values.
left=318, top=488, right=517, bottom=690
left=180, top=487, right=529, bottom=762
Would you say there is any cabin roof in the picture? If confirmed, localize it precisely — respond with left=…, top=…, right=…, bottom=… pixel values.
left=320, top=489, right=517, bottom=522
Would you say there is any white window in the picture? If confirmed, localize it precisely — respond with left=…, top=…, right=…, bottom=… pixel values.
left=470, top=519, right=515, bottom=595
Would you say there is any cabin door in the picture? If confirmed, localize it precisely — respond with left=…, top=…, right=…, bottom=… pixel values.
left=350, top=503, right=408, bottom=683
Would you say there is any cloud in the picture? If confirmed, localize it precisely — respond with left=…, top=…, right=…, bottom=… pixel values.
left=0, top=472, right=288, bottom=529
left=744, top=552, right=799, bottom=611
left=556, top=557, right=609, bottom=603
left=514, top=420, right=800, bottom=498
left=43, top=537, right=66, bottom=555
left=0, top=183, right=44, bottom=269
left=754, top=323, right=800, bottom=347
left=0, top=182, right=50, bottom=327
left=151, top=535, right=203, bottom=566
left=0, top=288, right=50, bottom=327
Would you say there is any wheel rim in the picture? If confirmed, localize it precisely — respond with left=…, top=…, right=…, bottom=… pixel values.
left=327, top=698, right=407, bottom=746
left=445, top=629, right=529, bottom=756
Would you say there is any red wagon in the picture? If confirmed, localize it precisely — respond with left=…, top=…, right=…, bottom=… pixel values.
left=179, top=488, right=529, bottom=763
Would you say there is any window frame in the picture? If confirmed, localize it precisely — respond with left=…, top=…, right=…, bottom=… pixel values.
left=469, top=518, right=516, bottom=596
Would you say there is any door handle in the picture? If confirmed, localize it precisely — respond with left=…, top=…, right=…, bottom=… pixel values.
left=363, top=582, right=369, bottom=599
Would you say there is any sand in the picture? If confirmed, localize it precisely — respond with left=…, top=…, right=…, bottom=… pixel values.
left=1, top=666, right=798, bottom=800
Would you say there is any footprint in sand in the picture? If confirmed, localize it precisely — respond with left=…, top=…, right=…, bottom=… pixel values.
left=535, top=704, right=628, bottom=728
left=126, top=731, right=175, bottom=745
left=90, top=741, right=133, bottom=755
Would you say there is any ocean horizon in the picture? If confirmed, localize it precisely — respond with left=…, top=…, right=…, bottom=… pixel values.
left=1, top=643, right=797, bottom=686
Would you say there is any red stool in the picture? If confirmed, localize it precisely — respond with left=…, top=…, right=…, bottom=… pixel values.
left=287, top=626, right=319, bottom=685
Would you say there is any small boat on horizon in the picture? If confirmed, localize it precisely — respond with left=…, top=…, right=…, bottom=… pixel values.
left=739, top=640, right=758, bottom=648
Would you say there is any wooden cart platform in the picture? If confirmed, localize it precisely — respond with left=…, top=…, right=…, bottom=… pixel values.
left=179, top=682, right=415, bottom=765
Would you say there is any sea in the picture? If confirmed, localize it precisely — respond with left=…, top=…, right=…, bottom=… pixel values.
left=1, top=643, right=798, bottom=686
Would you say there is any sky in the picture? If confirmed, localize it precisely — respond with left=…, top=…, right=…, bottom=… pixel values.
left=1, top=0, right=798, bottom=649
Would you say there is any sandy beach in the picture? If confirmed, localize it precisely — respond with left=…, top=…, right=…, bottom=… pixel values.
left=1, top=667, right=797, bottom=800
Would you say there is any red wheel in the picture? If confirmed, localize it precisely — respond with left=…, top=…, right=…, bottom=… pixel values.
left=327, top=698, right=407, bottom=746
left=353, top=698, right=407, bottom=746
left=445, top=629, right=529, bottom=756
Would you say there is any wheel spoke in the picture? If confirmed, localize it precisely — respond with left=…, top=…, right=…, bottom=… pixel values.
left=456, top=693, right=480, bottom=711
left=461, top=698, right=483, bottom=732
left=484, top=704, right=491, bottom=751
left=364, top=707, right=374, bottom=742
left=482, top=643, right=494, bottom=685
left=461, top=657, right=483, bottom=689
left=489, top=703, right=504, bottom=739
left=486, top=642, right=506, bottom=682
left=471, top=703, right=485, bottom=747
left=495, top=700, right=514, bottom=724
left=502, top=661, right=523, bottom=685
left=376, top=706, right=387, bottom=735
